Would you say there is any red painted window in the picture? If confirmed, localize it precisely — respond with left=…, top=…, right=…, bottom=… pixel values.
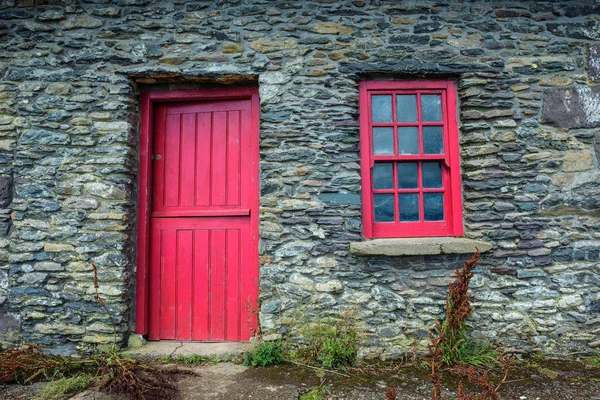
left=359, top=81, right=463, bottom=238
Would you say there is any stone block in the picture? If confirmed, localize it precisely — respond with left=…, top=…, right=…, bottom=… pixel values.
left=0, top=308, right=20, bottom=345
left=350, top=237, right=492, bottom=256
left=542, top=87, right=600, bottom=128
left=562, top=151, right=593, bottom=172
left=588, top=44, right=600, bottom=82
left=0, top=175, right=12, bottom=208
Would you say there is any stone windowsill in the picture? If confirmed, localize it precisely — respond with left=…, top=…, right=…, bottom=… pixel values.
left=349, top=237, right=493, bottom=257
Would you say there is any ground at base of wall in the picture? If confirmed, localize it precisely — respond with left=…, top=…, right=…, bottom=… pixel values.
left=2, top=358, right=600, bottom=400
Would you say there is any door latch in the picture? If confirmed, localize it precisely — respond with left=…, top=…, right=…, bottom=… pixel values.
left=155, top=154, right=162, bottom=161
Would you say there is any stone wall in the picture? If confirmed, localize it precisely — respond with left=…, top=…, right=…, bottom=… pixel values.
left=0, top=0, right=599, bottom=356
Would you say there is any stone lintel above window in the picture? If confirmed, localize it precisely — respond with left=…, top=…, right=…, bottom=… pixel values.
left=349, top=237, right=493, bottom=257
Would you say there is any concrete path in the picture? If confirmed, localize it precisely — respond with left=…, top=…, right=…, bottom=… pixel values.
left=121, top=340, right=254, bottom=359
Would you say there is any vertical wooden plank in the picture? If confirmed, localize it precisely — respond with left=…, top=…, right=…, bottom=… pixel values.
left=148, top=220, right=162, bottom=340
left=239, top=222, right=254, bottom=341
left=211, top=112, right=227, bottom=206
left=176, top=230, right=193, bottom=340
left=192, top=230, right=210, bottom=340
left=196, top=113, right=211, bottom=206
left=226, top=111, right=241, bottom=206
left=210, top=229, right=226, bottom=341
left=180, top=114, right=197, bottom=207
left=164, top=114, right=181, bottom=207
left=160, top=228, right=177, bottom=339
left=151, top=106, right=166, bottom=212
left=225, top=229, right=240, bottom=341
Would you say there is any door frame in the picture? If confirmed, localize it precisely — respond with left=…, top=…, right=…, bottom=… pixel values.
left=135, top=88, right=260, bottom=335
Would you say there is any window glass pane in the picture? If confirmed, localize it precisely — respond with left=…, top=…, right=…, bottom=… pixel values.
left=373, top=127, right=393, bottom=155
left=374, top=194, right=394, bottom=222
left=424, top=193, right=444, bottom=221
left=396, top=95, right=417, bottom=122
left=421, top=94, right=442, bottom=121
left=373, top=163, right=393, bottom=189
left=422, top=162, right=442, bottom=188
left=397, top=127, right=419, bottom=155
left=397, top=162, right=418, bottom=189
left=399, top=194, right=419, bottom=222
left=372, top=95, right=392, bottom=122
left=423, top=126, right=444, bottom=154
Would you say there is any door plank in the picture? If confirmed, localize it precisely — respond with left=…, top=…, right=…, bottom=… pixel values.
left=225, top=229, right=241, bottom=341
left=210, top=229, right=226, bottom=341
left=180, top=114, right=197, bottom=207
left=176, top=229, right=193, bottom=340
left=164, top=114, right=181, bottom=207
left=226, top=111, right=241, bottom=207
left=192, top=229, right=210, bottom=341
left=211, top=112, right=227, bottom=206
left=160, top=228, right=177, bottom=339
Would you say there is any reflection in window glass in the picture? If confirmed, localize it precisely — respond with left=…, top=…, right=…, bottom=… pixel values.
left=373, top=127, right=394, bottom=155
left=396, top=95, right=417, bottom=122
left=422, top=162, right=442, bottom=188
left=373, top=163, right=393, bottom=189
left=397, top=162, right=418, bottom=189
left=374, top=194, right=394, bottom=222
left=423, top=126, right=444, bottom=154
left=397, top=127, right=419, bottom=154
left=424, top=193, right=444, bottom=221
left=399, top=194, right=419, bottom=222
left=421, top=94, right=442, bottom=121
left=372, top=95, right=392, bottom=122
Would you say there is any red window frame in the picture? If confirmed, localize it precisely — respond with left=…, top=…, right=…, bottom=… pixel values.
left=358, top=80, right=463, bottom=238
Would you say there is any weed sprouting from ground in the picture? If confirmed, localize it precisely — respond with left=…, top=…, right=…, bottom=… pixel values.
left=300, top=385, right=328, bottom=400
left=157, top=353, right=224, bottom=366
left=426, top=251, right=514, bottom=400
left=35, top=373, right=97, bottom=400
left=434, top=251, right=498, bottom=369
left=385, top=387, right=397, bottom=400
left=243, top=341, right=284, bottom=367
left=288, top=312, right=358, bottom=370
left=0, top=343, right=89, bottom=384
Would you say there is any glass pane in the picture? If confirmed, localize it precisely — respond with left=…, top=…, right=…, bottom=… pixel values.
left=372, top=95, right=392, bottom=122
left=374, top=194, right=394, bottom=222
left=422, top=162, right=442, bottom=188
left=421, top=94, right=442, bottom=121
left=399, top=194, right=419, bottom=222
left=373, top=127, right=393, bottom=155
left=424, top=193, right=444, bottom=221
left=373, top=163, right=393, bottom=189
left=396, top=95, right=417, bottom=122
left=423, top=126, right=444, bottom=154
left=397, top=127, right=419, bottom=155
left=397, top=162, right=418, bottom=189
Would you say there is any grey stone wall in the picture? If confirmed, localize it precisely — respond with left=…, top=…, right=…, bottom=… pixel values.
left=0, top=0, right=599, bottom=357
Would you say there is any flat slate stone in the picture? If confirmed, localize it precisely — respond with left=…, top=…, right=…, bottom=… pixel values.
left=350, top=237, right=493, bottom=257
left=588, top=44, right=600, bottom=82
left=541, top=87, right=600, bottom=128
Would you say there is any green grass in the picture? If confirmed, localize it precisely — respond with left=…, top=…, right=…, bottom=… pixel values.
left=243, top=341, right=284, bottom=367
left=586, top=352, right=600, bottom=367
left=156, top=353, right=223, bottom=365
left=440, top=337, right=499, bottom=369
left=300, top=386, right=328, bottom=400
left=35, top=373, right=96, bottom=400
left=289, top=318, right=357, bottom=370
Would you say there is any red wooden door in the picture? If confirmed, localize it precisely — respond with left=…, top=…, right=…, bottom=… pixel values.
left=148, top=97, right=258, bottom=341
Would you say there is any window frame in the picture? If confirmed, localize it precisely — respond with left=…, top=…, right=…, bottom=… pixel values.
left=358, top=80, right=463, bottom=239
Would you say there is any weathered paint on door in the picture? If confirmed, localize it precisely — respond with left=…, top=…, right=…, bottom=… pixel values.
left=147, top=96, right=258, bottom=341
